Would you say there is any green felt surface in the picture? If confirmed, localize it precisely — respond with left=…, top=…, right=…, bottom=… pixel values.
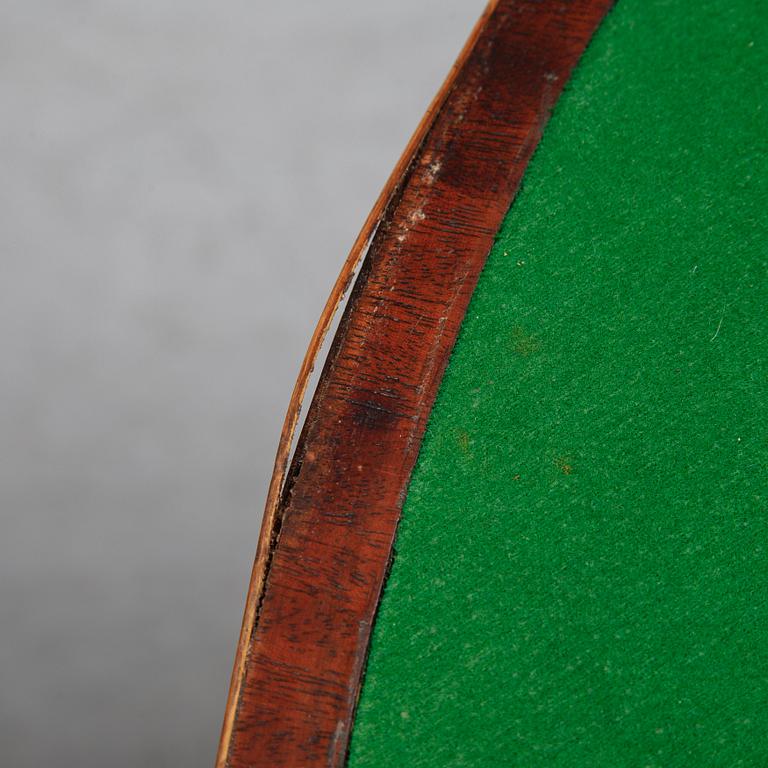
left=348, top=0, right=768, bottom=765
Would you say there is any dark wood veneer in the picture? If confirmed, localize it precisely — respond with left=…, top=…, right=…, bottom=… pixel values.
left=218, top=2, right=613, bottom=765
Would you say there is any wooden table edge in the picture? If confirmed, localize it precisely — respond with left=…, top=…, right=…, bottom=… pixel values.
left=217, top=2, right=614, bottom=765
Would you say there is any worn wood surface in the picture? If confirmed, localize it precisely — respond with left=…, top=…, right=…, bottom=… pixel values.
left=214, top=6, right=502, bottom=761
left=220, top=1, right=613, bottom=765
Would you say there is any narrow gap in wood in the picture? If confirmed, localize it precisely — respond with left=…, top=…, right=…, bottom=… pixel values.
left=285, top=224, right=379, bottom=479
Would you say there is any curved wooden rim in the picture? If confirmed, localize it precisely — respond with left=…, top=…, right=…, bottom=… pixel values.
left=214, top=3, right=502, bottom=764
left=217, top=1, right=614, bottom=765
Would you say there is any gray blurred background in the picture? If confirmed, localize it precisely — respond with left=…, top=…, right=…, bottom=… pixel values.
left=0, top=1, right=482, bottom=765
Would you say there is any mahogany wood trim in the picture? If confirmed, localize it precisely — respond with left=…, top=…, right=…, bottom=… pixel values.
left=217, top=1, right=613, bottom=765
left=215, top=6, right=501, bottom=763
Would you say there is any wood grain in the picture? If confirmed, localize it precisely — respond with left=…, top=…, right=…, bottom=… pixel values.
left=214, top=6, right=503, bottom=762
left=219, top=1, right=613, bottom=765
